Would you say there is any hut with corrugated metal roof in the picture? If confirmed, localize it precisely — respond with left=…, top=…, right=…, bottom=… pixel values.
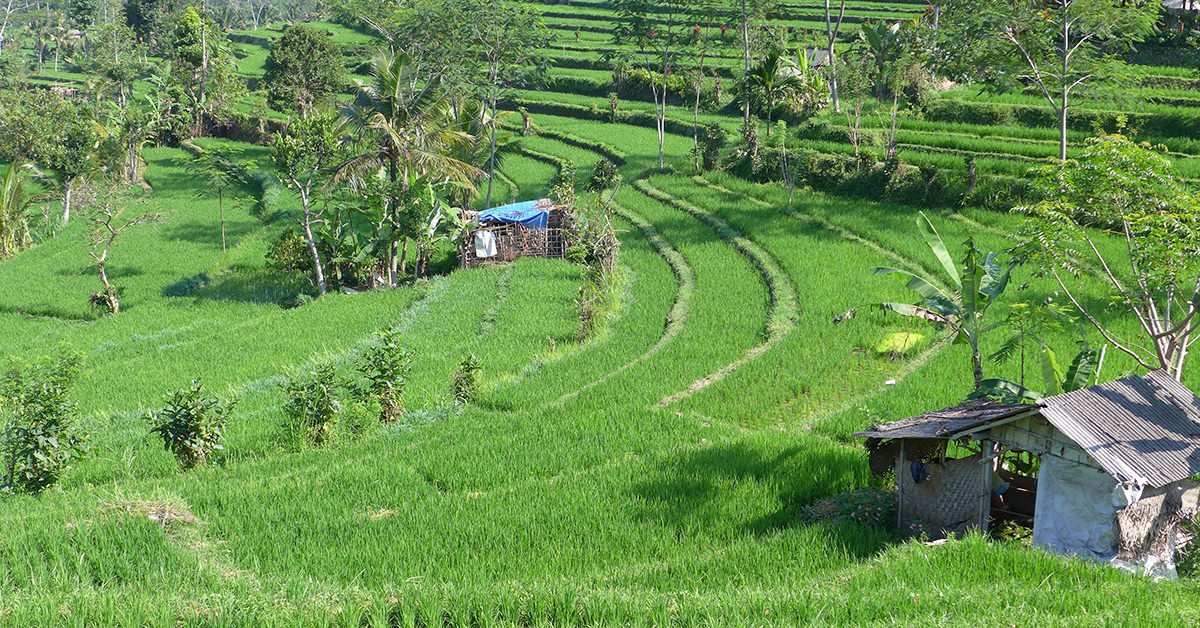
left=855, top=370, right=1200, bottom=577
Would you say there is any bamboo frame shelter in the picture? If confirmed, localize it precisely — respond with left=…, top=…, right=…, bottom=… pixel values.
left=460, top=199, right=570, bottom=269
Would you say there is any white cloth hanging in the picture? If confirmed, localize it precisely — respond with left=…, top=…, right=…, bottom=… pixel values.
left=474, top=231, right=498, bottom=259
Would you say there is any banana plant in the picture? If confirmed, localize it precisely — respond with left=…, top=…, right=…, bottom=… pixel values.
left=976, top=341, right=1106, bottom=403
left=0, top=162, right=37, bottom=257
left=859, top=21, right=902, bottom=99
left=836, top=212, right=1015, bottom=389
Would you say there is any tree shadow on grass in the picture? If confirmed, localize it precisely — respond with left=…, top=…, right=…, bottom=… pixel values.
left=159, top=218, right=259, bottom=248
left=184, top=267, right=309, bottom=305
left=56, top=264, right=145, bottom=279
left=631, top=436, right=888, bottom=560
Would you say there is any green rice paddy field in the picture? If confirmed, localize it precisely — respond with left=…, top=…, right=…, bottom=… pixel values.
left=4, top=3, right=1200, bottom=626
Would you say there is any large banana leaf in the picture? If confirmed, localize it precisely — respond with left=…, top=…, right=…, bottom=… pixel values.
left=1062, top=344, right=1103, bottom=392
left=870, top=266, right=947, bottom=302
left=872, top=302, right=951, bottom=324
left=975, top=378, right=1045, bottom=402
left=917, top=212, right=960, bottom=291
left=979, top=252, right=1016, bottom=301
left=1040, top=346, right=1064, bottom=396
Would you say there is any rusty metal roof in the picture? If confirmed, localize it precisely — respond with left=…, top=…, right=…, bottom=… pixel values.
left=1038, top=370, right=1200, bottom=488
left=853, top=398, right=1028, bottom=440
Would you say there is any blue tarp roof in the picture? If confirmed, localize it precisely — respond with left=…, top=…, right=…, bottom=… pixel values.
left=479, top=200, right=549, bottom=230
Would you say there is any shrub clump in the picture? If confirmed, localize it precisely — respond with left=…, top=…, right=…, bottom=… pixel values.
left=146, top=380, right=235, bottom=469
left=0, top=351, right=88, bottom=495
left=452, top=355, right=482, bottom=405
left=587, top=158, right=621, bottom=191
left=282, top=364, right=342, bottom=445
left=355, top=329, right=415, bottom=423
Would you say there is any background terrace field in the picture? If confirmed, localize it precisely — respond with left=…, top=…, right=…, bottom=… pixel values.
left=3, top=2, right=1200, bottom=626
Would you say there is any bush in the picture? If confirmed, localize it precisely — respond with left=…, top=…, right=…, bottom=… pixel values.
left=550, top=160, right=578, bottom=206
left=695, top=123, right=726, bottom=171
left=586, top=158, right=621, bottom=191
left=0, top=351, right=88, bottom=495
left=266, top=231, right=312, bottom=274
left=282, top=364, right=342, bottom=445
left=146, top=381, right=234, bottom=469
left=452, top=355, right=482, bottom=405
left=355, top=329, right=415, bottom=423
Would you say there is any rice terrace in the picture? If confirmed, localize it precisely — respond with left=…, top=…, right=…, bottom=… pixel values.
left=3, top=0, right=1200, bottom=624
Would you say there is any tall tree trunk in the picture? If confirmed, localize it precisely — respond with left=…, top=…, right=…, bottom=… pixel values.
left=485, top=99, right=498, bottom=209
left=61, top=181, right=72, bottom=225
left=399, top=238, right=408, bottom=280
left=824, top=0, right=845, bottom=113
left=200, top=0, right=209, bottom=103
left=1059, top=9, right=1069, bottom=162
left=295, top=190, right=324, bottom=296
left=692, top=47, right=707, bottom=171
left=387, top=157, right=399, bottom=286
left=1059, top=98, right=1068, bottom=162
left=972, top=349, right=983, bottom=390
left=741, top=0, right=750, bottom=124
left=218, top=188, right=226, bottom=252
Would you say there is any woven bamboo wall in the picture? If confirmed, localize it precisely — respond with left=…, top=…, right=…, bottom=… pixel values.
left=461, top=223, right=570, bottom=269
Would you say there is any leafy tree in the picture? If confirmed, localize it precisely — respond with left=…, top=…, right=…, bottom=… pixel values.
left=125, top=0, right=183, bottom=51
left=1016, top=132, right=1200, bottom=380
left=263, top=24, right=344, bottom=118
left=987, top=301, right=1073, bottom=387
left=459, top=0, right=549, bottom=208
left=612, top=0, right=690, bottom=169
left=147, top=380, right=234, bottom=469
left=837, top=213, right=1015, bottom=389
left=0, top=350, right=88, bottom=495
left=731, top=0, right=777, bottom=123
left=336, top=49, right=480, bottom=285
left=68, top=0, right=98, bottom=56
left=938, top=0, right=1157, bottom=160
left=170, top=6, right=241, bottom=135
left=81, top=22, right=147, bottom=108
left=742, top=50, right=801, bottom=135
left=273, top=113, right=343, bottom=295
left=859, top=20, right=905, bottom=100
left=452, top=354, right=481, bottom=404
left=100, top=98, right=160, bottom=185
left=0, top=0, right=23, bottom=60
left=0, top=90, right=101, bottom=224
left=282, top=363, right=342, bottom=446
left=184, top=146, right=247, bottom=253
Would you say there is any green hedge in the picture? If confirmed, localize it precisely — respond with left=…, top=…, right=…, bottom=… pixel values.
left=729, top=145, right=1033, bottom=212
left=924, top=98, right=1200, bottom=139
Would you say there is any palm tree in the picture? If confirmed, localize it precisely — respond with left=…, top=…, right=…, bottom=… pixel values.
left=448, top=97, right=519, bottom=208
left=745, top=51, right=802, bottom=136
left=336, top=49, right=482, bottom=285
